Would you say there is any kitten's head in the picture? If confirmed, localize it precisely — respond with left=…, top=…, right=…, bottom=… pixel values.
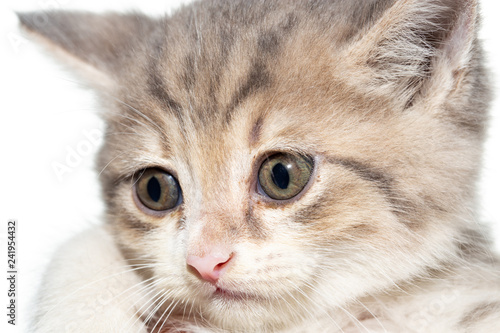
left=20, top=0, right=490, bottom=330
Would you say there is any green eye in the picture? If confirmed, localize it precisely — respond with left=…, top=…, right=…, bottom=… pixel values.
left=258, top=153, right=313, bottom=200
left=135, top=169, right=181, bottom=211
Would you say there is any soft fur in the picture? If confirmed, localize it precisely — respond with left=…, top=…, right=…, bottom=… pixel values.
left=20, top=0, right=500, bottom=332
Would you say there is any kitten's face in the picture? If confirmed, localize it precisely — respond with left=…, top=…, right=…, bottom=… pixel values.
left=21, top=0, right=488, bottom=330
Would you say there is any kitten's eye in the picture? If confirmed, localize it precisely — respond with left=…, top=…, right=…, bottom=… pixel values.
left=258, top=153, right=313, bottom=200
left=135, top=169, right=181, bottom=211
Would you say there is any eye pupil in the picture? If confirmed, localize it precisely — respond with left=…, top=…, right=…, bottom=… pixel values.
left=147, top=176, right=161, bottom=202
left=271, top=163, right=290, bottom=189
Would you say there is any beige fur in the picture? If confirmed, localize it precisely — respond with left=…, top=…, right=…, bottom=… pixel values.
left=20, top=0, right=499, bottom=332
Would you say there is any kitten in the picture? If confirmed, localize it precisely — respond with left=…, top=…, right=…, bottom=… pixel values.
left=20, top=0, right=500, bottom=332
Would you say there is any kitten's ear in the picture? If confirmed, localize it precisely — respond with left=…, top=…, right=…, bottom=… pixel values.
left=17, top=11, right=156, bottom=87
left=347, top=0, right=478, bottom=109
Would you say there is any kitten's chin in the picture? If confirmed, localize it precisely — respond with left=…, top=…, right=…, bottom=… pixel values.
left=196, top=285, right=307, bottom=331
left=204, top=300, right=293, bottom=331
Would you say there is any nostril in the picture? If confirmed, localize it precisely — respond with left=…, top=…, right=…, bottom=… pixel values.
left=214, top=254, right=232, bottom=271
left=187, top=252, right=234, bottom=283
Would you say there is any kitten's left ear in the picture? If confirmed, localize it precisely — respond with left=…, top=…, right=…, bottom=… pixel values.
left=18, top=11, right=157, bottom=88
left=346, top=0, right=480, bottom=109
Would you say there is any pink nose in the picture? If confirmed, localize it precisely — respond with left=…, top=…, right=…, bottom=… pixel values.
left=186, top=252, right=233, bottom=283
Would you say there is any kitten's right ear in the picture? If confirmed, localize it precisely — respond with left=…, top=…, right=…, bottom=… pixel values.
left=17, top=11, right=157, bottom=88
left=344, top=0, right=479, bottom=111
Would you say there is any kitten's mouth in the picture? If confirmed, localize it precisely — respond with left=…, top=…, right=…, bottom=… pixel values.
left=213, top=287, right=259, bottom=302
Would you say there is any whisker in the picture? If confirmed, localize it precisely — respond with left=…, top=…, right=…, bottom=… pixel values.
left=97, top=150, right=129, bottom=178
left=125, top=279, right=168, bottom=332
left=355, top=299, right=388, bottom=333
left=141, top=288, right=176, bottom=332
left=38, top=264, right=158, bottom=323
left=151, top=297, right=183, bottom=333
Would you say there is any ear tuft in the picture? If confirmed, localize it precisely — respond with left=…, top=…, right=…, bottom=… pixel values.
left=441, top=0, right=478, bottom=71
left=346, top=0, right=479, bottom=108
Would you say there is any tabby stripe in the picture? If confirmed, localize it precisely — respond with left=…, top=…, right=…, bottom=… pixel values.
left=327, top=157, right=415, bottom=224
left=245, top=205, right=267, bottom=239
left=459, top=301, right=500, bottom=328
left=122, top=216, right=157, bottom=231
left=329, top=158, right=393, bottom=191
left=148, top=71, right=183, bottom=116
left=225, top=14, right=297, bottom=121
left=146, top=37, right=184, bottom=120
left=226, top=60, right=271, bottom=122
left=249, top=116, right=264, bottom=147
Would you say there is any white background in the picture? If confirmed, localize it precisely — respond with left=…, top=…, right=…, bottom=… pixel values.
left=0, top=1, right=498, bottom=332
